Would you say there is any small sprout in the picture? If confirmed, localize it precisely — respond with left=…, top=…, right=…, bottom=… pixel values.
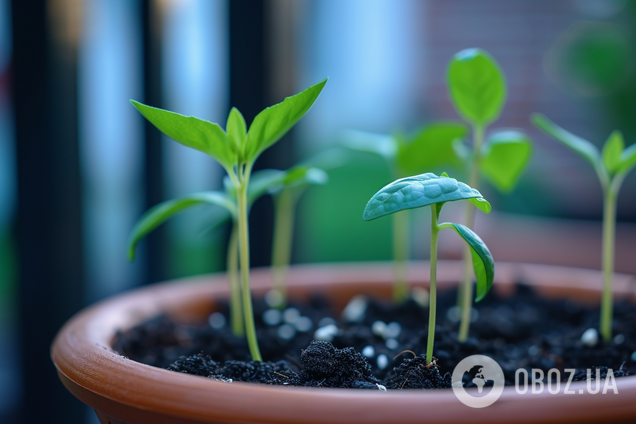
left=533, top=114, right=636, bottom=342
left=581, top=328, right=599, bottom=347
left=364, top=172, right=494, bottom=364
left=344, top=123, right=468, bottom=304
left=130, top=78, right=327, bottom=361
left=447, top=48, right=532, bottom=343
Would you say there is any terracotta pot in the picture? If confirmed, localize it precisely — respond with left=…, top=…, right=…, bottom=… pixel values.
left=51, top=261, right=636, bottom=424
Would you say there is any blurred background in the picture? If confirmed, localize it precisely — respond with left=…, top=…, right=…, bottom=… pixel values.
left=1, top=0, right=636, bottom=423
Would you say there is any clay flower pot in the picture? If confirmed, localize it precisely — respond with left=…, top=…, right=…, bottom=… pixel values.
left=51, top=261, right=636, bottom=424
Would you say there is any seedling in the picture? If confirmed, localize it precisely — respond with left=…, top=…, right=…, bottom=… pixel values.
left=344, top=123, right=467, bottom=303
left=129, top=78, right=327, bottom=361
left=532, top=114, right=636, bottom=342
left=268, top=165, right=328, bottom=309
left=128, top=168, right=287, bottom=337
left=364, top=172, right=495, bottom=363
left=447, top=48, right=532, bottom=341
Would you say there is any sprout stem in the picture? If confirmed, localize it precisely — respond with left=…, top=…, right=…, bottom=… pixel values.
left=458, top=123, right=484, bottom=342
left=600, top=185, right=617, bottom=342
left=237, top=180, right=262, bottom=361
left=392, top=211, right=410, bottom=304
left=271, top=189, right=295, bottom=309
left=427, top=203, right=440, bottom=364
left=227, top=222, right=244, bottom=337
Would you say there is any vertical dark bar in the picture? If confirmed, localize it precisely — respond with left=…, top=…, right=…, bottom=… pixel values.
left=141, top=0, right=167, bottom=284
left=229, top=0, right=273, bottom=266
left=12, top=1, right=85, bottom=423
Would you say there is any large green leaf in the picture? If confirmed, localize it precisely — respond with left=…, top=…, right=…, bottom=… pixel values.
left=363, top=173, right=490, bottom=221
left=341, top=130, right=397, bottom=162
left=447, top=49, right=506, bottom=126
left=131, top=100, right=237, bottom=170
left=449, top=223, right=494, bottom=302
left=396, top=122, right=468, bottom=175
left=244, top=79, right=327, bottom=162
left=531, top=113, right=600, bottom=168
left=617, top=142, right=636, bottom=175
left=128, top=192, right=236, bottom=260
left=602, top=130, right=624, bottom=174
left=480, top=130, right=532, bottom=192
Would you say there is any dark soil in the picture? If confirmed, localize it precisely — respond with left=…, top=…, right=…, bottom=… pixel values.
left=113, top=283, right=635, bottom=390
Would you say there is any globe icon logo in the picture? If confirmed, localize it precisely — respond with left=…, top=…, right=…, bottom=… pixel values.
left=452, top=355, right=505, bottom=408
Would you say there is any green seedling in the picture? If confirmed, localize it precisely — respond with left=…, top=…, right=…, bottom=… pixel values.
left=344, top=123, right=468, bottom=303
left=129, top=78, right=327, bottom=361
left=364, top=172, right=495, bottom=363
left=447, top=48, right=532, bottom=342
left=128, top=168, right=286, bottom=338
left=268, top=166, right=328, bottom=309
left=532, top=114, right=636, bottom=342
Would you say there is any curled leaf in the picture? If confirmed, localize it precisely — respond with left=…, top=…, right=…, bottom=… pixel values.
left=363, top=173, right=490, bottom=221
left=448, top=223, right=494, bottom=302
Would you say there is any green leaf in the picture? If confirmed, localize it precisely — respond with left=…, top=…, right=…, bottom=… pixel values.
left=281, top=166, right=328, bottom=190
left=131, top=100, right=237, bottom=170
left=602, top=130, right=624, bottom=174
left=342, top=130, right=397, bottom=162
left=244, top=78, right=327, bottom=162
left=363, top=173, right=490, bottom=221
left=226, top=107, right=247, bottom=157
left=531, top=113, right=600, bottom=168
left=128, top=192, right=236, bottom=260
left=480, top=130, right=532, bottom=192
left=449, top=223, right=494, bottom=302
left=395, top=122, right=468, bottom=175
left=447, top=49, right=506, bottom=126
left=617, top=142, right=636, bottom=175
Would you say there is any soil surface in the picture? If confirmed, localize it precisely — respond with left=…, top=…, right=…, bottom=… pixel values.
left=113, top=283, right=634, bottom=389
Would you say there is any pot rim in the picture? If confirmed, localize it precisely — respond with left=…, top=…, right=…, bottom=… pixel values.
left=52, top=261, right=636, bottom=424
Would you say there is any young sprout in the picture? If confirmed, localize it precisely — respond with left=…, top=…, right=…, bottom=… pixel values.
left=532, top=114, right=636, bottom=342
left=268, top=165, right=328, bottom=309
left=343, top=124, right=468, bottom=303
left=447, top=48, right=532, bottom=342
left=128, top=167, right=288, bottom=338
left=130, top=78, right=327, bottom=361
left=364, top=172, right=495, bottom=363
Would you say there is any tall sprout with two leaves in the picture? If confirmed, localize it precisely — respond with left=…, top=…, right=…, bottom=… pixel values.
left=128, top=167, right=305, bottom=338
left=447, top=49, right=532, bottom=342
left=532, top=114, right=636, bottom=342
left=364, top=173, right=494, bottom=363
left=129, top=79, right=327, bottom=361
left=343, top=124, right=467, bottom=303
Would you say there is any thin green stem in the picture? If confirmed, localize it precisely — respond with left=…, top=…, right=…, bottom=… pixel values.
left=427, top=203, right=440, bottom=364
left=392, top=211, right=410, bottom=304
left=227, top=222, right=244, bottom=337
left=458, top=123, right=484, bottom=342
left=236, top=176, right=262, bottom=362
left=271, top=189, right=296, bottom=309
left=600, top=183, right=618, bottom=342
